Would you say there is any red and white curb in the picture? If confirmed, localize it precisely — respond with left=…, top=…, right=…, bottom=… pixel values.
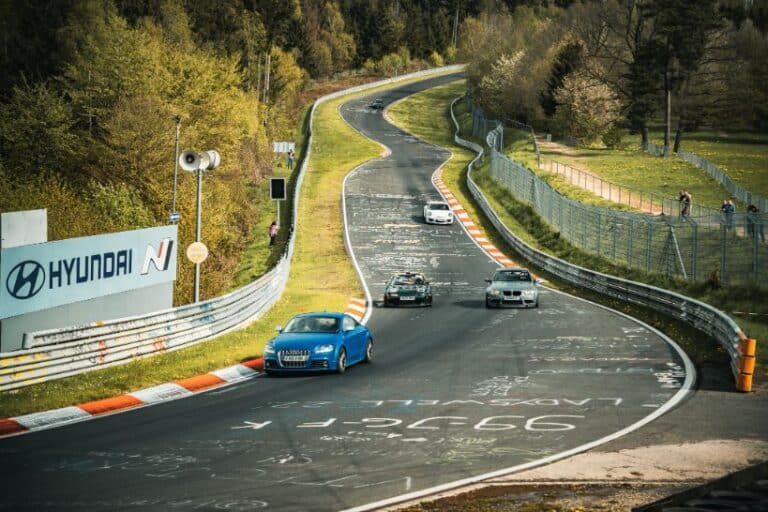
left=344, top=297, right=368, bottom=322
left=0, top=297, right=369, bottom=439
left=432, top=168, right=536, bottom=276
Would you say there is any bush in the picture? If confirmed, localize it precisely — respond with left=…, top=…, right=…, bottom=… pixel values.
left=428, top=51, right=444, bottom=68
left=553, top=68, right=622, bottom=147
left=601, top=127, right=629, bottom=149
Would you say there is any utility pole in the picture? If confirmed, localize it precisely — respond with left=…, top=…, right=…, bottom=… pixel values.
left=170, top=115, right=181, bottom=224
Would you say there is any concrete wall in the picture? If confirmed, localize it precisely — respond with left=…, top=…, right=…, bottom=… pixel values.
left=0, top=282, right=173, bottom=352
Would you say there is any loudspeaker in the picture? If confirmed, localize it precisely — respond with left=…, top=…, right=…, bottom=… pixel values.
left=179, top=151, right=201, bottom=172
left=204, top=150, right=221, bottom=170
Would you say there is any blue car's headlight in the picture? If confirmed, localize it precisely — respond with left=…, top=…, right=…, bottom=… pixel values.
left=264, top=344, right=276, bottom=355
left=315, top=344, right=334, bottom=354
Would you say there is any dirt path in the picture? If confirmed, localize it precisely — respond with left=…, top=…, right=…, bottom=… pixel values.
left=535, top=138, right=664, bottom=215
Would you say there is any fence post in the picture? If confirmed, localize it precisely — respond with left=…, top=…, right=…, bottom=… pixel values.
left=596, top=210, right=602, bottom=255
left=720, top=224, right=728, bottom=286
left=691, top=219, right=698, bottom=281
left=646, top=222, right=653, bottom=272
left=628, top=219, right=634, bottom=266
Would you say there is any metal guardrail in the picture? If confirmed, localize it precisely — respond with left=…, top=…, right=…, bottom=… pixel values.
left=450, top=97, right=756, bottom=392
left=0, top=65, right=465, bottom=392
left=463, top=97, right=768, bottom=287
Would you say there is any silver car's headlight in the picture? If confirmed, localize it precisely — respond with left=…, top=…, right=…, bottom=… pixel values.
left=264, top=344, right=276, bottom=355
left=488, top=288, right=501, bottom=296
left=315, top=344, right=334, bottom=354
left=522, top=290, right=536, bottom=298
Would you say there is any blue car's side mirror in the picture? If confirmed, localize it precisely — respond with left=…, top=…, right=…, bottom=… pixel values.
left=275, top=325, right=283, bottom=333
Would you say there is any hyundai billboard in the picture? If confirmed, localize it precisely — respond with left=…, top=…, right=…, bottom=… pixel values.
left=0, top=225, right=177, bottom=319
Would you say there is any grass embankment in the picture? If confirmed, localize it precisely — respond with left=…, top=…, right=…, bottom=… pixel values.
left=0, top=71, right=460, bottom=418
left=508, top=133, right=736, bottom=210
left=388, top=80, right=767, bottom=382
left=651, top=129, right=768, bottom=198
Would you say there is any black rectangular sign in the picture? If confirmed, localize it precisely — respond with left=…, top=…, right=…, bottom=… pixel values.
left=270, top=177, right=286, bottom=201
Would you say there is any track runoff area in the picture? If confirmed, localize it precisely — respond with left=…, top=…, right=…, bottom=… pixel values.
left=0, top=74, right=691, bottom=512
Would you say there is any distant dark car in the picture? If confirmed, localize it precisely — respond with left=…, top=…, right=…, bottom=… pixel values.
left=485, top=268, right=538, bottom=308
left=383, top=271, right=433, bottom=307
left=263, top=312, right=373, bottom=374
left=369, top=98, right=384, bottom=110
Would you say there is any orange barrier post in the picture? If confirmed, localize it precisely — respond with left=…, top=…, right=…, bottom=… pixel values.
left=736, top=337, right=756, bottom=393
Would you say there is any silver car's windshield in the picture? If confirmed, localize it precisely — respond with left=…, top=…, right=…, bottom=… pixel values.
left=494, top=271, right=532, bottom=282
left=428, top=203, right=450, bottom=211
left=284, top=316, right=339, bottom=333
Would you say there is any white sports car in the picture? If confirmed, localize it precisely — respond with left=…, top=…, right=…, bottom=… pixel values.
left=423, top=200, right=454, bottom=224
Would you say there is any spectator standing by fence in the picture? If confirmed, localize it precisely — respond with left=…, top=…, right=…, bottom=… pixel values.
left=679, top=190, right=691, bottom=217
left=269, top=221, right=278, bottom=246
left=721, top=199, right=736, bottom=234
left=287, top=149, right=295, bottom=170
left=747, top=204, right=765, bottom=243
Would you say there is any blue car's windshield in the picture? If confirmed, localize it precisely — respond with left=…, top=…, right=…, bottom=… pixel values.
left=494, top=271, right=531, bottom=282
left=284, top=316, right=339, bottom=333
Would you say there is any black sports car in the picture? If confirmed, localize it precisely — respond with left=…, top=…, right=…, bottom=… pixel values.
left=383, top=271, right=433, bottom=307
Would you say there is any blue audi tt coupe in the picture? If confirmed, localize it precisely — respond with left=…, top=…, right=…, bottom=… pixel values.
left=262, top=312, right=373, bottom=374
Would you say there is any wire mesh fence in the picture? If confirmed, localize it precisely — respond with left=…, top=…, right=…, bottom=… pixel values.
left=462, top=96, right=767, bottom=287
left=491, top=150, right=767, bottom=287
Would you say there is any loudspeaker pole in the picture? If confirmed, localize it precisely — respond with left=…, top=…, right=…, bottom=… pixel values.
left=194, top=167, right=203, bottom=302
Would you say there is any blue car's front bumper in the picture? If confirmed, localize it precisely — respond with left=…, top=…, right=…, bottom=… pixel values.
left=263, top=355, right=338, bottom=372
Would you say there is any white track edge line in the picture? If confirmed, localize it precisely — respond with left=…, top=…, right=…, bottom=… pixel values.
left=341, top=108, right=695, bottom=512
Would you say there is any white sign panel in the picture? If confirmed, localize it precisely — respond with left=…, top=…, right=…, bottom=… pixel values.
left=0, top=225, right=178, bottom=319
left=272, top=141, right=296, bottom=153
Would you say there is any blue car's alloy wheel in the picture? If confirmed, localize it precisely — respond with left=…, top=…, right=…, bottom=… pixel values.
left=364, top=339, right=373, bottom=363
left=336, top=348, right=347, bottom=374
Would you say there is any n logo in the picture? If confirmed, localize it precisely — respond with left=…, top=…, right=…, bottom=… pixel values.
left=141, top=238, right=174, bottom=275
left=6, top=260, right=46, bottom=300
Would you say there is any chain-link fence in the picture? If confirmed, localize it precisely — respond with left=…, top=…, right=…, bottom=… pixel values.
left=644, top=142, right=768, bottom=213
left=464, top=98, right=767, bottom=287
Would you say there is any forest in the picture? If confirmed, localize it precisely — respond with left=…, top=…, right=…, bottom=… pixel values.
left=462, top=0, right=768, bottom=150
left=0, top=0, right=765, bottom=304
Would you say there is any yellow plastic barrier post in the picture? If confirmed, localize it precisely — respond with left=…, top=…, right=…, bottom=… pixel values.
left=736, top=337, right=757, bottom=392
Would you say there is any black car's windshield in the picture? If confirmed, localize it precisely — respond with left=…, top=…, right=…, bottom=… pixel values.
left=284, top=316, right=339, bottom=333
left=493, top=270, right=532, bottom=282
left=428, top=203, right=450, bottom=211
left=393, top=274, right=425, bottom=286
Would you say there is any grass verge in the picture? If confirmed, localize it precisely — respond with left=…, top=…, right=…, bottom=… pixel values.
left=388, top=80, right=766, bottom=384
left=0, top=70, right=460, bottom=418
left=650, top=129, right=768, bottom=198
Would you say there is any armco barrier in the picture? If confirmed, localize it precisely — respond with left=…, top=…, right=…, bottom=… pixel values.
left=450, top=97, right=756, bottom=392
left=0, top=65, right=464, bottom=392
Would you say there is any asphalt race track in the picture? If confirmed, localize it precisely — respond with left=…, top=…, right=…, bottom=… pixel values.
left=0, top=74, right=693, bottom=512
